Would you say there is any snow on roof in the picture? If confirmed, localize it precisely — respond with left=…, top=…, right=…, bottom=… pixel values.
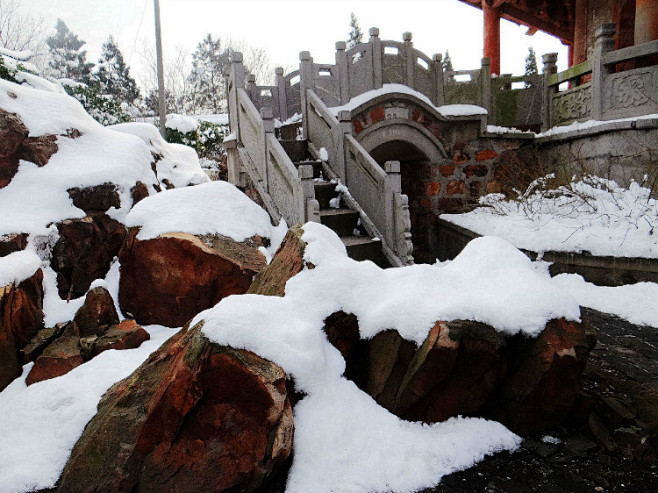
left=330, top=83, right=488, bottom=117
left=193, top=223, right=580, bottom=492
left=0, top=250, right=41, bottom=288
left=125, top=181, right=278, bottom=243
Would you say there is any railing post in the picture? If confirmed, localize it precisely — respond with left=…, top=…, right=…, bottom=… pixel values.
left=384, top=160, right=401, bottom=194
left=384, top=161, right=413, bottom=265
left=403, top=32, right=414, bottom=87
left=591, top=23, right=616, bottom=120
left=275, top=67, right=287, bottom=121
left=336, top=41, right=350, bottom=105
left=261, top=107, right=274, bottom=194
left=228, top=51, right=245, bottom=143
left=432, top=53, right=445, bottom=106
left=246, top=74, right=257, bottom=104
left=300, top=51, right=314, bottom=140
left=298, top=164, right=320, bottom=223
left=480, top=57, right=491, bottom=113
left=337, top=110, right=351, bottom=184
left=370, top=27, right=383, bottom=90
left=541, top=52, right=558, bottom=131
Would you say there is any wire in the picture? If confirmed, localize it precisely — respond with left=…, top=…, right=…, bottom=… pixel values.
left=128, top=0, right=149, bottom=67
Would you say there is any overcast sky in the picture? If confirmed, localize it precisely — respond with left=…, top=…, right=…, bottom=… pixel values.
left=22, top=0, right=569, bottom=86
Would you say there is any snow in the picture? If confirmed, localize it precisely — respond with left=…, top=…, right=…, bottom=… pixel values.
left=0, top=251, right=41, bottom=288
left=192, top=224, right=587, bottom=493
left=536, top=113, right=658, bottom=138
left=319, top=147, right=329, bottom=162
left=551, top=274, right=658, bottom=327
left=329, top=83, right=487, bottom=117
left=165, top=113, right=199, bottom=133
left=125, top=181, right=279, bottom=244
left=0, top=324, right=177, bottom=493
left=190, top=113, right=229, bottom=126
left=487, top=124, right=528, bottom=134
left=0, top=47, right=32, bottom=61
left=441, top=177, right=658, bottom=259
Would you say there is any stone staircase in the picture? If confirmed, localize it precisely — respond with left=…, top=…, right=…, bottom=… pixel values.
left=278, top=132, right=388, bottom=267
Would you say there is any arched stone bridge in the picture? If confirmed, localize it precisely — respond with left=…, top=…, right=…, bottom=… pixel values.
left=224, top=28, right=540, bottom=266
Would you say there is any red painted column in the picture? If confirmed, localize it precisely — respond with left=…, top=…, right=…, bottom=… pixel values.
left=483, top=1, right=500, bottom=75
left=635, top=0, right=658, bottom=45
left=573, top=0, right=588, bottom=65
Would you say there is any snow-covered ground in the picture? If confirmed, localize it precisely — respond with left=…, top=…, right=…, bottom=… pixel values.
left=442, top=176, right=658, bottom=259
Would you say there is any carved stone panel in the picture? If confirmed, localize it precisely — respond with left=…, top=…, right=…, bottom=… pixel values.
left=551, top=84, right=592, bottom=126
left=603, top=68, right=658, bottom=119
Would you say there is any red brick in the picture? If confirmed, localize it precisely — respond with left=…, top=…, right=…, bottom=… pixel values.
left=423, top=182, right=441, bottom=196
left=353, top=119, right=364, bottom=134
left=439, top=165, right=455, bottom=177
left=464, top=164, right=488, bottom=178
left=475, top=150, right=499, bottom=161
left=370, top=106, right=385, bottom=124
left=452, top=151, right=469, bottom=165
left=446, top=180, right=464, bottom=195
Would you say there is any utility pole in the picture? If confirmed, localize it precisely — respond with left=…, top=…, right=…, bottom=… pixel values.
left=154, top=0, right=167, bottom=137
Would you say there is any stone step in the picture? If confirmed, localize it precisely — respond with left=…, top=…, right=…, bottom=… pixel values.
left=276, top=121, right=302, bottom=141
left=280, top=139, right=309, bottom=162
left=342, top=235, right=387, bottom=267
left=294, top=160, right=323, bottom=179
left=319, top=208, right=360, bottom=237
left=313, top=181, right=341, bottom=209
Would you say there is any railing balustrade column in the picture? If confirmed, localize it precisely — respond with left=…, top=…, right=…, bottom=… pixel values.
left=591, top=23, right=616, bottom=120
left=541, top=52, right=558, bottom=130
left=229, top=52, right=245, bottom=143
left=432, top=53, right=445, bottom=106
left=480, top=57, right=491, bottom=113
left=261, top=107, right=274, bottom=194
left=404, top=32, right=414, bottom=87
left=337, top=110, right=351, bottom=184
left=275, top=67, right=287, bottom=121
left=335, top=41, right=350, bottom=105
left=370, top=27, right=383, bottom=90
left=299, top=51, right=314, bottom=140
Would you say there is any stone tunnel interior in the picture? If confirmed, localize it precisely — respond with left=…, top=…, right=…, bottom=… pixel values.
left=369, top=139, right=439, bottom=264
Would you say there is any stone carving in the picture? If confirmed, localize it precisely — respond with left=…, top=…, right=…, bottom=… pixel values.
left=606, top=71, right=656, bottom=110
left=551, top=85, right=592, bottom=125
left=394, top=193, right=414, bottom=265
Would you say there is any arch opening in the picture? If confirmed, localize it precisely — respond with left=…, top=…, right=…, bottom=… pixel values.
left=369, top=140, right=439, bottom=264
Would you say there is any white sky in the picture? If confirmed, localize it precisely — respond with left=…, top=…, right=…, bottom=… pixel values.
left=21, top=0, right=569, bottom=86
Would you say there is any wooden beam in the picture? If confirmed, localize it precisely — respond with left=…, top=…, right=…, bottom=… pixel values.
left=499, top=3, right=574, bottom=43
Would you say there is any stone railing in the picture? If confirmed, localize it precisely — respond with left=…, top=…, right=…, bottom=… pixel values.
left=544, top=24, right=658, bottom=129
left=304, top=89, right=414, bottom=266
left=225, top=53, right=319, bottom=225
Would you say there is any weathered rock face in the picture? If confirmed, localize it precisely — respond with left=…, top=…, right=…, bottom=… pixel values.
left=0, top=269, right=44, bottom=391
left=79, top=319, right=150, bottom=361
left=51, top=214, right=127, bottom=299
left=0, top=109, right=28, bottom=189
left=19, top=134, right=58, bottom=167
left=0, top=233, right=28, bottom=257
left=73, top=286, right=120, bottom=337
left=68, top=183, right=121, bottom=213
left=323, top=313, right=596, bottom=436
left=248, top=224, right=308, bottom=297
left=57, top=322, right=293, bottom=493
left=25, top=321, right=84, bottom=386
left=119, top=230, right=266, bottom=327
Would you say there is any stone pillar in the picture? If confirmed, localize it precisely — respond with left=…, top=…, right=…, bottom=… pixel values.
left=261, top=107, right=274, bottom=193
left=574, top=0, right=588, bottom=65
left=541, top=53, right=559, bottom=130
left=635, top=0, right=658, bottom=45
left=432, top=53, right=445, bottom=106
left=370, top=27, right=383, bottom=90
left=337, top=110, right=351, bottom=184
left=228, top=52, right=245, bottom=144
left=480, top=57, right=491, bottom=113
left=275, top=67, right=287, bottom=121
left=591, top=24, right=616, bottom=120
left=299, top=51, right=314, bottom=140
left=403, top=32, right=415, bottom=87
left=483, top=1, right=501, bottom=75
left=384, top=161, right=401, bottom=194
left=298, top=164, right=320, bottom=223
left=246, top=74, right=257, bottom=103
left=336, top=41, right=350, bottom=105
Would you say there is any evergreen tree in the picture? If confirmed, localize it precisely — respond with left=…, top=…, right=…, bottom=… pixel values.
left=524, top=46, right=538, bottom=87
left=347, top=13, right=363, bottom=49
left=46, top=19, right=93, bottom=83
left=187, top=34, right=229, bottom=114
left=95, top=35, right=140, bottom=105
left=443, top=50, right=454, bottom=73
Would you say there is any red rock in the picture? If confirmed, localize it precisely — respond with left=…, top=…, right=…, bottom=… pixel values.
left=464, top=164, right=489, bottom=178
left=475, top=149, right=499, bottom=161
left=68, top=183, right=120, bottom=213
left=452, top=150, right=469, bottom=165
left=57, top=322, right=293, bottom=493
left=0, top=269, right=45, bottom=391
left=79, top=320, right=150, bottom=360
left=119, top=230, right=266, bottom=327
left=446, top=180, right=465, bottom=195
left=130, top=181, right=150, bottom=206
left=26, top=322, right=83, bottom=386
left=0, top=233, right=28, bottom=257
left=423, top=182, right=441, bottom=196
left=20, top=134, right=58, bottom=167
left=51, top=213, right=127, bottom=299
left=73, top=286, right=120, bottom=337
left=439, top=164, right=455, bottom=177
left=0, top=109, right=28, bottom=158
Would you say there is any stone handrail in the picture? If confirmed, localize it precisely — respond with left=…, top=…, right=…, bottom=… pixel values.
left=306, top=90, right=346, bottom=181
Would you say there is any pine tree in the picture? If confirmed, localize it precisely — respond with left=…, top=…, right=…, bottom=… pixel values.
left=524, top=46, right=538, bottom=87
left=95, top=35, right=140, bottom=105
left=187, top=34, right=229, bottom=114
left=443, top=50, right=454, bottom=73
left=347, top=13, right=363, bottom=49
left=46, top=19, right=93, bottom=83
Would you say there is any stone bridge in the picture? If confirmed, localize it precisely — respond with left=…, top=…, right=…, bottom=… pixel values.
left=224, top=26, right=658, bottom=266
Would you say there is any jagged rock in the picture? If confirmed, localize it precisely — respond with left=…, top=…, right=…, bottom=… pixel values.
left=21, top=324, right=67, bottom=362
left=26, top=321, right=83, bottom=386
left=68, top=183, right=121, bottom=213
left=51, top=214, right=127, bottom=299
left=130, top=181, right=150, bottom=206
left=119, top=230, right=266, bottom=327
left=57, top=321, right=293, bottom=493
left=0, top=268, right=44, bottom=391
left=247, top=224, right=308, bottom=296
left=73, top=286, right=120, bottom=337
left=79, top=320, right=150, bottom=361
left=0, top=233, right=28, bottom=257
left=19, top=134, right=58, bottom=167
left=0, top=109, right=28, bottom=188
left=323, top=312, right=595, bottom=436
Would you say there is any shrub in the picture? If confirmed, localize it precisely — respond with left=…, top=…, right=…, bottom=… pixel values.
left=165, top=117, right=225, bottom=159
left=63, top=84, right=132, bottom=126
